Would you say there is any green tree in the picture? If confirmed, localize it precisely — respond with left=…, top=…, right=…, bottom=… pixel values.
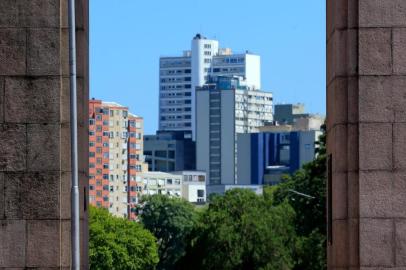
left=177, top=189, right=296, bottom=270
left=139, top=195, right=198, bottom=270
left=89, top=206, right=159, bottom=270
left=272, top=125, right=327, bottom=270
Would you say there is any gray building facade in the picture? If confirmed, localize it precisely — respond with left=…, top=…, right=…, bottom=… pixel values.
left=196, top=76, right=273, bottom=188
left=144, top=131, right=196, bottom=172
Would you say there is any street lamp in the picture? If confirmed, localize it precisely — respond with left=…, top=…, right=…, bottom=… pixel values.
left=287, top=189, right=315, bottom=199
left=68, top=0, right=80, bottom=269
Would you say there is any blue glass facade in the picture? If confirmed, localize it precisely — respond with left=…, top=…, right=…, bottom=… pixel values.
left=243, top=131, right=316, bottom=185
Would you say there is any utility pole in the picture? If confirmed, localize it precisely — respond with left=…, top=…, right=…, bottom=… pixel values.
left=68, top=0, right=80, bottom=269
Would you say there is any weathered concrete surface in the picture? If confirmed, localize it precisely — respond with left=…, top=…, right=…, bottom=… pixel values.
left=327, top=0, right=406, bottom=269
left=0, top=0, right=89, bottom=268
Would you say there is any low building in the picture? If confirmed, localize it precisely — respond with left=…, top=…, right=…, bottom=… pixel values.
left=140, top=171, right=182, bottom=197
left=173, top=171, right=206, bottom=203
left=272, top=103, right=324, bottom=131
left=144, top=131, right=196, bottom=172
left=207, top=184, right=263, bottom=196
left=140, top=171, right=207, bottom=204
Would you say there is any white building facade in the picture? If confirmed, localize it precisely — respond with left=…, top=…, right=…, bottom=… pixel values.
left=140, top=171, right=206, bottom=204
left=159, top=34, right=261, bottom=139
left=196, top=76, right=273, bottom=190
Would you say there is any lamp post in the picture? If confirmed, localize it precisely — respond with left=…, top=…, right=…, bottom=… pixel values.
left=287, top=189, right=315, bottom=199
left=68, top=0, right=80, bottom=269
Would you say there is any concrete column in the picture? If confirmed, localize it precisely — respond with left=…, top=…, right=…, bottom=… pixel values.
left=327, top=0, right=406, bottom=269
left=0, top=0, right=89, bottom=269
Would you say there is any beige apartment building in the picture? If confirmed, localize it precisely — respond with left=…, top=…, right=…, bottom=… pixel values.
left=89, top=100, right=147, bottom=219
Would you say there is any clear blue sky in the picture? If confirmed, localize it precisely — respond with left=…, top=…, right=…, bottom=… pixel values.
left=90, top=0, right=326, bottom=134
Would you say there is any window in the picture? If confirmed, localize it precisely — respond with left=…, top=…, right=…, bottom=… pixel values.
left=96, top=115, right=102, bottom=121
left=155, top=150, right=167, bottom=158
left=103, top=163, right=109, bottom=169
left=103, top=174, right=109, bottom=180
left=197, top=189, right=205, bottom=198
left=89, top=152, right=95, bottom=157
left=103, top=131, right=109, bottom=137
left=96, top=158, right=102, bottom=164
left=96, top=136, right=102, bottom=143
left=204, top=58, right=211, bottom=63
left=89, top=163, right=95, bottom=168
left=96, top=147, right=102, bottom=153
left=89, top=141, right=95, bottom=147
left=110, top=110, right=114, bottom=116
left=89, top=119, right=95, bottom=125
left=103, top=152, right=109, bottom=159
left=89, top=131, right=95, bottom=136
left=103, top=120, right=109, bottom=126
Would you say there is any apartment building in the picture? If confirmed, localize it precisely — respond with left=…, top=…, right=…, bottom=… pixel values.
left=196, top=76, right=273, bottom=191
left=88, top=99, right=146, bottom=219
left=159, top=34, right=261, bottom=139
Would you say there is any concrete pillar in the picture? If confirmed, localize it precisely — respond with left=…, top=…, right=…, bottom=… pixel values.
left=0, top=0, right=89, bottom=269
left=327, top=0, right=406, bottom=269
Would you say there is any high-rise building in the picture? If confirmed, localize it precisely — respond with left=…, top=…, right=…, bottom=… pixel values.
left=196, top=76, right=273, bottom=191
left=159, top=34, right=261, bottom=139
left=88, top=99, right=147, bottom=219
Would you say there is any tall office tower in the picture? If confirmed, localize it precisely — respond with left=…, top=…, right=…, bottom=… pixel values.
left=196, top=76, right=273, bottom=192
left=159, top=34, right=261, bottom=139
left=88, top=100, right=147, bottom=219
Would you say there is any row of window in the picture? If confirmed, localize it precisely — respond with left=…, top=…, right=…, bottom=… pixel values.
left=160, top=69, right=191, bottom=76
left=160, top=77, right=191, bottom=83
left=160, top=107, right=191, bottom=113
left=161, top=84, right=191, bottom=90
left=91, top=108, right=128, bottom=118
left=160, top=92, right=191, bottom=98
left=161, top=99, right=192, bottom=105
left=160, top=115, right=191, bottom=121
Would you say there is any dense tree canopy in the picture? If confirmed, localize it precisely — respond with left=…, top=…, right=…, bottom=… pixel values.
left=89, top=206, right=159, bottom=270
left=177, top=189, right=296, bottom=270
left=139, top=195, right=198, bottom=270
left=89, top=127, right=327, bottom=270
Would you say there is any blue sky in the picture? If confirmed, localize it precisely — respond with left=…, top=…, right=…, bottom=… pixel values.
left=90, top=0, right=326, bottom=134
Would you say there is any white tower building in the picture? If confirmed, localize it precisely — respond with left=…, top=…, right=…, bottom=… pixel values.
left=159, top=34, right=261, bottom=140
